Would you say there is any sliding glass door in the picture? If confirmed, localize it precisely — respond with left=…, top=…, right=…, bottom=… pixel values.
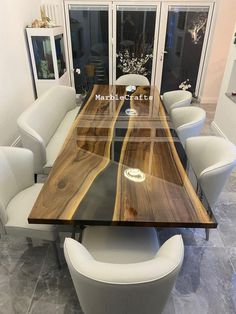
left=65, top=1, right=214, bottom=97
left=113, top=3, right=160, bottom=85
left=155, top=3, right=214, bottom=97
left=66, top=3, right=111, bottom=94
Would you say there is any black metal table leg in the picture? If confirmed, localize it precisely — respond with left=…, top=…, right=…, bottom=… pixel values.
left=71, top=224, right=76, bottom=239
left=78, top=225, right=85, bottom=243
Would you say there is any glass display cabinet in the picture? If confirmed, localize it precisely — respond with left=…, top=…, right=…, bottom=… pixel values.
left=26, top=26, right=69, bottom=97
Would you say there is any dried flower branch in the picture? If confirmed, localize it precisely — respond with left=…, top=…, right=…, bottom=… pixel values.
left=188, top=13, right=207, bottom=45
left=116, top=50, right=153, bottom=76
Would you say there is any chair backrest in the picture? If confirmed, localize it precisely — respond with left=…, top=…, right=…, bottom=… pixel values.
left=186, top=136, right=236, bottom=207
left=64, top=235, right=184, bottom=314
left=116, top=74, right=150, bottom=86
left=162, top=90, right=192, bottom=113
left=17, top=85, right=76, bottom=147
left=170, top=107, right=206, bottom=146
left=0, top=147, right=34, bottom=225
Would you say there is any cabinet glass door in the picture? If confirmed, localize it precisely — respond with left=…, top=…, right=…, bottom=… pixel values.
left=68, top=4, right=110, bottom=94
left=32, top=36, right=55, bottom=80
left=114, top=5, right=159, bottom=85
left=55, top=34, right=66, bottom=78
left=158, top=5, right=212, bottom=96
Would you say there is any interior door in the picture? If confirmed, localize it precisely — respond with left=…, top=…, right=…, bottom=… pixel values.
left=113, top=3, right=160, bottom=85
left=65, top=2, right=112, bottom=94
left=155, top=2, right=214, bottom=97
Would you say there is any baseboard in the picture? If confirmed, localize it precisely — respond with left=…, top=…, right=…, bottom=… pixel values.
left=200, top=97, right=218, bottom=104
left=11, top=136, right=22, bottom=147
left=210, top=121, right=228, bottom=139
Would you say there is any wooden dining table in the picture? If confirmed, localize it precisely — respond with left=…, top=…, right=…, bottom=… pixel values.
left=28, top=84, right=217, bottom=231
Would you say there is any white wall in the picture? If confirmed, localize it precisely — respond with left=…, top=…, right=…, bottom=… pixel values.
left=0, top=0, right=41, bottom=145
left=211, top=22, right=236, bottom=144
left=201, top=0, right=236, bottom=103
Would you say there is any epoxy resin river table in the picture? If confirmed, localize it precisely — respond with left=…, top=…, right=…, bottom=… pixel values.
left=28, top=85, right=217, bottom=229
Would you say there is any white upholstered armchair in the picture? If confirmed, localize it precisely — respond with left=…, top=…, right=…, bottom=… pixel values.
left=162, top=90, right=192, bottom=114
left=0, top=147, right=60, bottom=265
left=116, top=74, right=150, bottom=86
left=170, top=107, right=206, bottom=147
left=17, top=85, right=79, bottom=174
left=185, top=136, right=236, bottom=208
left=64, top=226, right=184, bottom=314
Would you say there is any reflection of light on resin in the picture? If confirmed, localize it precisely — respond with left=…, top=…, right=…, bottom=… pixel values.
left=124, top=168, right=146, bottom=182
left=125, top=108, right=138, bottom=116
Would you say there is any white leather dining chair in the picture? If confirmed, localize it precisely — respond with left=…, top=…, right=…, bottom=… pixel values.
left=116, top=74, right=150, bottom=86
left=185, top=136, right=236, bottom=208
left=17, top=85, right=78, bottom=174
left=0, top=147, right=60, bottom=266
left=64, top=226, right=184, bottom=314
left=170, top=107, right=206, bottom=147
left=162, top=90, right=192, bottom=114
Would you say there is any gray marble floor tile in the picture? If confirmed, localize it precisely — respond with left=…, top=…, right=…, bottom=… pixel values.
left=224, top=175, right=236, bottom=193
left=29, top=302, right=83, bottom=314
left=172, top=247, right=236, bottom=314
left=0, top=242, right=47, bottom=314
left=232, top=274, right=236, bottom=311
left=0, top=236, right=49, bottom=261
left=157, top=227, right=224, bottom=248
left=162, top=295, right=176, bottom=314
left=215, top=192, right=236, bottom=208
left=217, top=223, right=236, bottom=248
left=213, top=193, right=236, bottom=248
left=226, top=248, right=236, bottom=272
left=29, top=247, right=81, bottom=314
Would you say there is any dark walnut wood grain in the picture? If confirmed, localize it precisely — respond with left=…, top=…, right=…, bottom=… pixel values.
left=29, top=85, right=126, bottom=222
left=113, top=87, right=215, bottom=227
left=28, top=85, right=216, bottom=228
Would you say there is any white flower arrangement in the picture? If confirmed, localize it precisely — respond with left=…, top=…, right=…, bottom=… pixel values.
left=116, top=50, right=153, bottom=76
left=179, top=79, right=191, bottom=91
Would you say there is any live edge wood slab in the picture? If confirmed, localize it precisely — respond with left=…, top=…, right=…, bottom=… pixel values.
left=28, top=85, right=217, bottom=229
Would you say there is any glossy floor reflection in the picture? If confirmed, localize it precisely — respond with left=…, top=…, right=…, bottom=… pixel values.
left=1, top=103, right=236, bottom=314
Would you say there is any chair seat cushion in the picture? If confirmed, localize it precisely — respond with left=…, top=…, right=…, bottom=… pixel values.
left=44, top=106, right=79, bottom=173
left=5, top=183, right=57, bottom=241
left=82, top=226, right=159, bottom=264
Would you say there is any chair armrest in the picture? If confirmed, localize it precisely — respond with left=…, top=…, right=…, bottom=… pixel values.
left=18, top=123, right=46, bottom=174
left=171, top=99, right=192, bottom=111
left=64, top=236, right=184, bottom=284
left=0, top=147, right=35, bottom=189
left=0, top=147, right=35, bottom=226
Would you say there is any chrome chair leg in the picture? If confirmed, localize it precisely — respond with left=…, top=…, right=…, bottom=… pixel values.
left=205, top=229, right=210, bottom=241
left=52, top=241, right=61, bottom=269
